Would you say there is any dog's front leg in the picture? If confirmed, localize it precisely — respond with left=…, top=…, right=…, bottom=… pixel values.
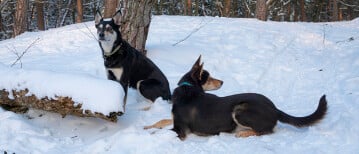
left=119, top=80, right=129, bottom=112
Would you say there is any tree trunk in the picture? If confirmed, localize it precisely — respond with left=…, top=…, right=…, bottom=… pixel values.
left=76, top=0, right=83, bottom=23
left=0, top=89, right=121, bottom=122
left=255, top=0, right=267, bottom=21
left=286, top=2, right=291, bottom=21
left=332, top=0, right=338, bottom=21
left=294, top=3, right=298, bottom=21
left=13, top=0, right=28, bottom=37
left=35, top=0, right=45, bottom=30
left=224, top=0, right=231, bottom=17
left=104, top=0, right=118, bottom=18
left=120, top=0, right=155, bottom=54
left=232, top=0, right=238, bottom=17
left=300, top=0, right=306, bottom=21
left=187, top=0, right=192, bottom=16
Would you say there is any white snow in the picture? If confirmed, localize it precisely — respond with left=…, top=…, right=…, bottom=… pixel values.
left=0, top=64, right=124, bottom=114
left=0, top=16, right=359, bottom=153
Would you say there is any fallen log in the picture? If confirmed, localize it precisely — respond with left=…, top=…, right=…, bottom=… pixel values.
left=0, top=88, right=122, bottom=122
left=0, top=65, right=125, bottom=122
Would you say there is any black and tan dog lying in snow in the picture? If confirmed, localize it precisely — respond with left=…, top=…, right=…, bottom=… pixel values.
left=145, top=56, right=327, bottom=140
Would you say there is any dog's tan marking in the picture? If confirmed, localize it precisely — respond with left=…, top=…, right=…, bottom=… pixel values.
left=202, top=76, right=223, bottom=91
left=235, top=130, right=258, bottom=138
left=144, top=119, right=173, bottom=130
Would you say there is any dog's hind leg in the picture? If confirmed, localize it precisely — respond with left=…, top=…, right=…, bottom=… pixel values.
left=137, top=79, right=165, bottom=103
left=144, top=119, right=173, bottom=130
left=235, top=130, right=258, bottom=138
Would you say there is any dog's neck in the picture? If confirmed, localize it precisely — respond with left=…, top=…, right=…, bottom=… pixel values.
left=178, top=81, right=193, bottom=87
left=101, top=40, right=123, bottom=57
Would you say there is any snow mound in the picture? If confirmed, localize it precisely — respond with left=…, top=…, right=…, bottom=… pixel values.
left=0, top=64, right=124, bottom=115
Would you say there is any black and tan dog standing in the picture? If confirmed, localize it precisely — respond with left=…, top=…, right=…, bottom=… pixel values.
left=145, top=56, right=327, bottom=140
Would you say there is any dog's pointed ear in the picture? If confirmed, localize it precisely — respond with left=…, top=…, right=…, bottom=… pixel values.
left=112, top=10, right=122, bottom=26
left=191, top=62, right=204, bottom=80
left=95, top=10, right=102, bottom=25
left=191, top=55, right=202, bottom=71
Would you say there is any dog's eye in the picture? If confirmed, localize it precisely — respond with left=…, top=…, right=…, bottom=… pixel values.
left=106, top=27, right=113, bottom=32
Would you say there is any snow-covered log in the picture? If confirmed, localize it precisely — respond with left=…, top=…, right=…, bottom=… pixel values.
left=0, top=65, right=125, bottom=122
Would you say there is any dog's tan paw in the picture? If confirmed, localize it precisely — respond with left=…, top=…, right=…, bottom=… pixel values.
left=235, top=130, right=258, bottom=138
left=144, top=119, right=173, bottom=130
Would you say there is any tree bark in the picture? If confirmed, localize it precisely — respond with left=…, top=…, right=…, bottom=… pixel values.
left=332, top=0, right=339, bottom=21
left=0, top=89, right=121, bottom=122
left=255, top=0, right=267, bottom=21
left=224, top=0, right=231, bottom=17
left=187, top=0, right=192, bottom=16
left=120, top=0, right=155, bottom=54
left=104, top=0, right=118, bottom=18
left=300, top=0, right=306, bottom=21
left=13, top=0, right=28, bottom=37
left=76, top=0, right=83, bottom=23
left=35, top=0, right=45, bottom=30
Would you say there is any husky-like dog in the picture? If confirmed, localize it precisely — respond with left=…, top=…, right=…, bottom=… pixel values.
left=95, top=10, right=171, bottom=109
left=145, top=56, right=327, bottom=140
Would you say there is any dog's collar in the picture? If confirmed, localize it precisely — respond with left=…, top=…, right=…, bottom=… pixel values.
left=178, top=81, right=193, bottom=87
left=104, top=43, right=122, bottom=57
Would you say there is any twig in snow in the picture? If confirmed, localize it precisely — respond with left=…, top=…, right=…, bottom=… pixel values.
left=10, top=38, right=41, bottom=68
left=172, top=18, right=213, bottom=46
left=336, top=36, right=356, bottom=44
left=84, top=23, right=98, bottom=41
left=76, top=23, right=98, bottom=42
left=322, top=24, right=328, bottom=47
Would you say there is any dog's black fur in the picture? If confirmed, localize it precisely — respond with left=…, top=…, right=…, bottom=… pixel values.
left=171, top=56, right=328, bottom=140
left=95, top=10, right=171, bottom=106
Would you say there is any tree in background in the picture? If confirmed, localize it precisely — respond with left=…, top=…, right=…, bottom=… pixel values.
left=76, top=0, right=83, bottom=23
left=104, top=0, right=118, bottom=18
left=13, top=0, right=28, bottom=37
left=255, top=0, right=266, bottom=21
left=35, top=0, right=45, bottom=30
left=120, top=0, right=155, bottom=54
left=1, top=0, right=359, bottom=41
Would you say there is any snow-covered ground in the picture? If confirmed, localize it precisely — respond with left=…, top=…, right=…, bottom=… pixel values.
left=0, top=16, right=359, bottom=153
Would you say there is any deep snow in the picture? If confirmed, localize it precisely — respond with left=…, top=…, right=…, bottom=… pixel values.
left=0, top=16, right=359, bottom=153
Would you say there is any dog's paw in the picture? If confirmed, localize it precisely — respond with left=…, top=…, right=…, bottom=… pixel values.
left=235, top=130, right=258, bottom=138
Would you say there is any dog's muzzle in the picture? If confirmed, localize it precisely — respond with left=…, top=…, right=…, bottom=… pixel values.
left=99, top=32, right=105, bottom=41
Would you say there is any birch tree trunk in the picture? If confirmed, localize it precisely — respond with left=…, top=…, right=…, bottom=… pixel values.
left=120, top=0, right=155, bottom=54
left=13, top=0, right=28, bottom=37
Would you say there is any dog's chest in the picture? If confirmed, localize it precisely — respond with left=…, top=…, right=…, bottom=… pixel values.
left=107, top=67, right=123, bottom=80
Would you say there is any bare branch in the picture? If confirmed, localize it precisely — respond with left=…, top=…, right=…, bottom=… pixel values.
left=0, top=0, right=10, bottom=11
left=173, top=18, right=213, bottom=46
left=11, top=38, right=41, bottom=67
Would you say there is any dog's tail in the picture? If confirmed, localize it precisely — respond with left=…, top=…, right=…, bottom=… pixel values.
left=277, top=95, right=327, bottom=127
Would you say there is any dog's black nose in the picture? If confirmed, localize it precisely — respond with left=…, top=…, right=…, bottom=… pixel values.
left=99, top=32, right=105, bottom=38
